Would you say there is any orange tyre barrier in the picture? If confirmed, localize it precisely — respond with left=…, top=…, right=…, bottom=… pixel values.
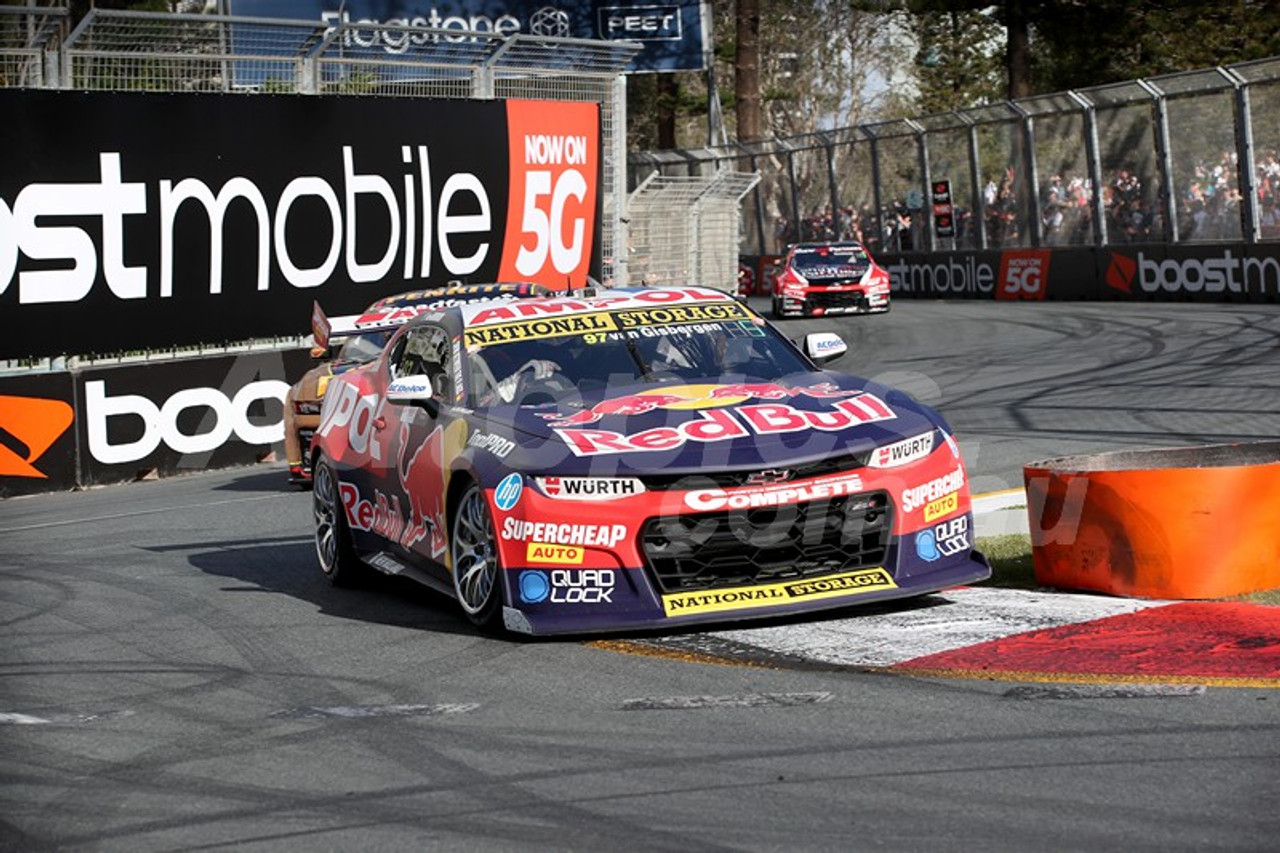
left=1024, top=442, right=1280, bottom=599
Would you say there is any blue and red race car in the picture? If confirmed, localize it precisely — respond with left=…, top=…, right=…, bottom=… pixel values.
left=772, top=241, right=892, bottom=318
left=311, top=286, right=988, bottom=635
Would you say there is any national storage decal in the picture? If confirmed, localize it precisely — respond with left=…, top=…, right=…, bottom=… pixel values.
left=662, top=568, right=897, bottom=617
left=0, top=91, right=601, bottom=359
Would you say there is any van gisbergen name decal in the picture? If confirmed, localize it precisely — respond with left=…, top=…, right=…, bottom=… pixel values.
left=555, top=394, right=896, bottom=456
left=662, top=568, right=896, bottom=617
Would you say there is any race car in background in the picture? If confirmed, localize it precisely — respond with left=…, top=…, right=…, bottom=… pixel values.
left=285, top=282, right=551, bottom=485
left=311, top=285, right=988, bottom=635
left=772, top=241, right=891, bottom=318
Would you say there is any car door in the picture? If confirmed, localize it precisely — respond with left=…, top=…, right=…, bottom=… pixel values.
left=383, top=323, right=460, bottom=574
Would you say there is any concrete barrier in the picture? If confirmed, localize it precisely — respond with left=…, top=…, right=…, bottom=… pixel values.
left=1024, top=441, right=1280, bottom=599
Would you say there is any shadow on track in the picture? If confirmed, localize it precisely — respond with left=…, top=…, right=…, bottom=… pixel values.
left=143, top=535, right=484, bottom=638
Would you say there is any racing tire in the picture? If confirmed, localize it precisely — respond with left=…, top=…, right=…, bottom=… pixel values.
left=450, top=482, right=504, bottom=630
left=771, top=297, right=787, bottom=320
left=312, top=455, right=369, bottom=587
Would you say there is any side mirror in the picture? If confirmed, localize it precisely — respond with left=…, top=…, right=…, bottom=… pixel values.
left=387, top=375, right=441, bottom=418
left=803, top=332, right=848, bottom=364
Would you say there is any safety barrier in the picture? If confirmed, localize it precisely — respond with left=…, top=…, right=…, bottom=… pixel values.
left=0, top=348, right=313, bottom=498
left=1024, top=441, right=1280, bottom=599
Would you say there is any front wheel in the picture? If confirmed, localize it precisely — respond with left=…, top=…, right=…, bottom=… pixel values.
left=450, top=483, right=503, bottom=629
left=312, top=455, right=369, bottom=587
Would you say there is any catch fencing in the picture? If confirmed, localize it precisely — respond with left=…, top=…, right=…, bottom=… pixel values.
left=626, top=170, right=760, bottom=291
left=632, top=58, right=1280, bottom=258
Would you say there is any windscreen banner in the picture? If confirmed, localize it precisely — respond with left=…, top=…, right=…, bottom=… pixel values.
left=226, top=0, right=708, bottom=73
left=0, top=90, right=601, bottom=359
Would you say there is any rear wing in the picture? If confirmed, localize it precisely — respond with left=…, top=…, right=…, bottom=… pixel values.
left=311, top=301, right=439, bottom=350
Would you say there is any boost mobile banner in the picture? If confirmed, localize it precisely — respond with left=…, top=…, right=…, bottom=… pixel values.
left=0, top=90, right=601, bottom=359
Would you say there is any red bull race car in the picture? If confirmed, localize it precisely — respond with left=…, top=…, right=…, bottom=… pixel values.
left=772, top=241, right=891, bottom=318
left=286, top=283, right=551, bottom=484
left=311, top=286, right=988, bottom=635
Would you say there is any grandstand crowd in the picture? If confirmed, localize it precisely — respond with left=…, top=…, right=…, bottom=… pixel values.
left=773, top=148, right=1280, bottom=252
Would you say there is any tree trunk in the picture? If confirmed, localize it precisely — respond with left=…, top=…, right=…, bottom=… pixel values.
left=1005, top=0, right=1032, bottom=99
left=657, top=75, right=678, bottom=149
left=735, top=0, right=762, bottom=142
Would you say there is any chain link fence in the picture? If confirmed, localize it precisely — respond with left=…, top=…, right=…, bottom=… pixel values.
left=632, top=57, right=1280, bottom=257
left=626, top=171, right=759, bottom=292
left=0, top=4, right=65, bottom=88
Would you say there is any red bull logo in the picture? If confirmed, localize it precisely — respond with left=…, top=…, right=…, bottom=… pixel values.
left=557, top=394, right=897, bottom=457
left=541, top=383, right=859, bottom=427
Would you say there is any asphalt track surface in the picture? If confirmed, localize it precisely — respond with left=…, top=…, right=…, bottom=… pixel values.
left=3, top=300, right=1279, bottom=851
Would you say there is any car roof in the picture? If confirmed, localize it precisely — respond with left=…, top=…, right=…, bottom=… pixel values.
left=365, top=282, right=551, bottom=311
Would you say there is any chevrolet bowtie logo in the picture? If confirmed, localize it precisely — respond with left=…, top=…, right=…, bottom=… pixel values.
left=0, top=395, right=74, bottom=479
left=745, top=468, right=793, bottom=486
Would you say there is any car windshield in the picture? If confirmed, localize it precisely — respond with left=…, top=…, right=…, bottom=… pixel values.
left=791, top=245, right=869, bottom=277
left=337, top=330, right=391, bottom=363
left=467, top=314, right=812, bottom=406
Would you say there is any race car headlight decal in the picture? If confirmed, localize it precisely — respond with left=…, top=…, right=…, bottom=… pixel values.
left=534, top=476, right=646, bottom=500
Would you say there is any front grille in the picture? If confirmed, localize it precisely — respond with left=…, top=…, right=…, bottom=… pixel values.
left=640, top=491, right=892, bottom=593
left=638, top=452, right=868, bottom=491
left=809, top=290, right=869, bottom=311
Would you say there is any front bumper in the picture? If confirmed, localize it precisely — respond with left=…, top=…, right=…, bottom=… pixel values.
left=490, top=445, right=987, bottom=636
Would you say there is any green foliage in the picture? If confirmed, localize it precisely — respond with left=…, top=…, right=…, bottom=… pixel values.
left=913, top=7, right=1005, bottom=113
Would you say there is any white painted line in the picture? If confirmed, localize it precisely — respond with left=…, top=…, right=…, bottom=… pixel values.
left=0, top=710, right=132, bottom=725
left=269, top=703, right=480, bottom=720
left=699, top=588, right=1171, bottom=668
left=972, top=488, right=1027, bottom=515
left=620, top=692, right=833, bottom=711
left=1003, top=684, right=1206, bottom=700
left=0, top=494, right=281, bottom=534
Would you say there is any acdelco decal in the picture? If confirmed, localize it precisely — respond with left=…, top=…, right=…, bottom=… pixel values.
left=556, top=395, right=896, bottom=457
left=662, top=568, right=896, bottom=617
left=501, top=518, right=629, bottom=548
left=685, top=473, right=864, bottom=511
left=497, top=101, right=600, bottom=287
left=901, top=466, right=966, bottom=517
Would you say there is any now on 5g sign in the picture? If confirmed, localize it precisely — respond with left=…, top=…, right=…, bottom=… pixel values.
left=0, top=91, right=600, bottom=360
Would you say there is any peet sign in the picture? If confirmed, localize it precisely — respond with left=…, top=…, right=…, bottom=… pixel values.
left=0, top=91, right=601, bottom=359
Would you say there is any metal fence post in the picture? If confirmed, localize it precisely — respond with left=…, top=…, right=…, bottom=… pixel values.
left=1225, top=67, right=1260, bottom=245
left=1139, top=78, right=1179, bottom=243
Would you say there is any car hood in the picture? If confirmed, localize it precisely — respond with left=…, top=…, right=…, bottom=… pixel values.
left=471, top=372, right=943, bottom=476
